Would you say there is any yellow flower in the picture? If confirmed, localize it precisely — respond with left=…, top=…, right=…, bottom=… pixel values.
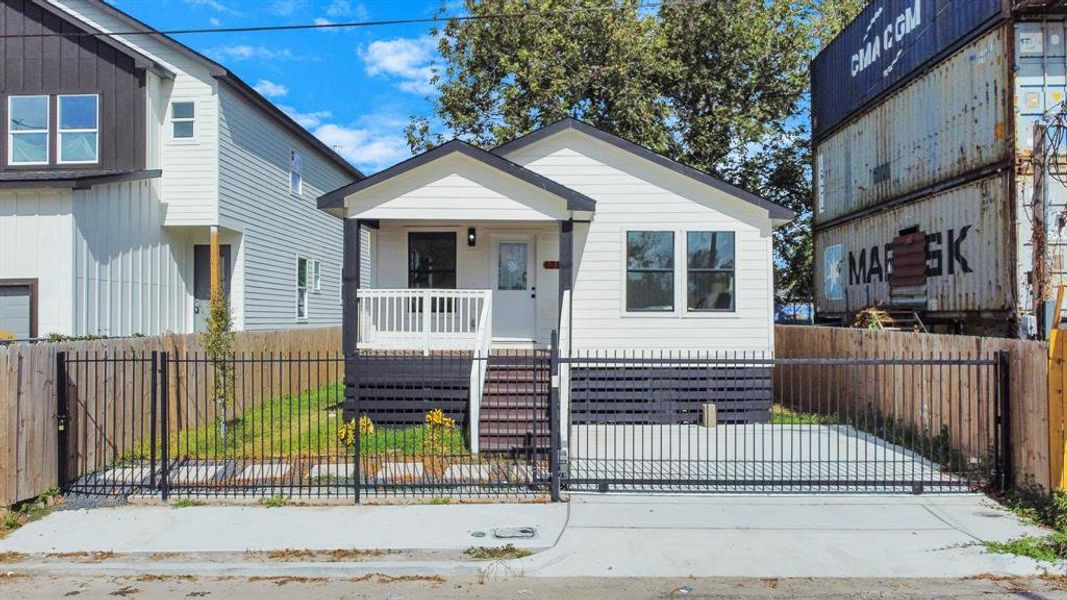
left=338, top=414, right=375, bottom=447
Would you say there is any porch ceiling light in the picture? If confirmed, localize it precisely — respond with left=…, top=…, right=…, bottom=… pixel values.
left=467, top=227, right=477, bottom=247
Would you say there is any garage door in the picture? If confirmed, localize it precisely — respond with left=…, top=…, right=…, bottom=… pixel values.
left=0, top=285, right=32, bottom=339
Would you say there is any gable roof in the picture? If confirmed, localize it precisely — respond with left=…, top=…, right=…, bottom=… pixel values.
left=317, top=139, right=597, bottom=215
left=49, top=0, right=362, bottom=180
left=494, top=118, right=795, bottom=222
left=27, top=0, right=173, bottom=77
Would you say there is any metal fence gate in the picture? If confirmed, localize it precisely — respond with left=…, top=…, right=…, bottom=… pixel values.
left=561, top=351, right=1010, bottom=494
left=56, top=347, right=1010, bottom=500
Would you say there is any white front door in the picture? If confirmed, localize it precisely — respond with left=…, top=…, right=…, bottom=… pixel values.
left=491, top=237, right=536, bottom=341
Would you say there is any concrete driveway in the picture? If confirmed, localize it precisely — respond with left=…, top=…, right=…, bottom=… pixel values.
left=499, top=494, right=1055, bottom=578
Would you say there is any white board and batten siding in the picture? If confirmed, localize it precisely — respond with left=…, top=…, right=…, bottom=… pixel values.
left=0, top=189, right=74, bottom=335
left=217, top=85, right=352, bottom=329
left=502, top=129, right=777, bottom=355
left=49, top=0, right=222, bottom=227
left=72, top=180, right=189, bottom=337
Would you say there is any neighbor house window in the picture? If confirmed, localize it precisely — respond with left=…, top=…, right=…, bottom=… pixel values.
left=58, top=94, right=99, bottom=164
left=290, top=150, right=302, bottom=195
left=687, top=231, right=735, bottom=311
left=626, top=231, right=674, bottom=312
left=8, top=95, right=49, bottom=165
left=408, top=232, right=456, bottom=289
left=171, top=101, right=194, bottom=139
left=313, top=260, right=321, bottom=292
left=296, top=257, right=309, bottom=319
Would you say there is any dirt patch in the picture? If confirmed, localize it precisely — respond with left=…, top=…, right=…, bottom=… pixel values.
left=256, top=548, right=391, bottom=562
left=0, top=552, right=27, bottom=563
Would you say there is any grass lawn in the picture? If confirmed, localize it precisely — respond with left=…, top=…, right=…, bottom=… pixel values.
left=770, top=404, right=838, bottom=425
left=126, top=382, right=467, bottom=460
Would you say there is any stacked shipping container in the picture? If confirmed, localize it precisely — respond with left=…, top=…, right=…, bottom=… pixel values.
left=812, top=0, right=1067, bottom=337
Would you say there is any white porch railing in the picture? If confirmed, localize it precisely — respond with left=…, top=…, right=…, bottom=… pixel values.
left=468, top=295, right=493, bottom=454
left=357, top=288, right=493, bottom=454
left=357, top=289, right=492, bottom=354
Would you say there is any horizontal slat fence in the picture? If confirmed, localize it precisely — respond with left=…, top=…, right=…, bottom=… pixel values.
left=0, top=328, right=341, bottom=506
left=775, top=326, right=1049, bottom=490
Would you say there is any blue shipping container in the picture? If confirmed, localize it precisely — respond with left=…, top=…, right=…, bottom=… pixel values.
left=812, top=0, right=1005, bottom=140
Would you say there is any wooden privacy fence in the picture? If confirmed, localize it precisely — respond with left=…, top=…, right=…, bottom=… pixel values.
left=775, top=326, right=1049, bottom=490
left=0, top=327, right=341, bottom=507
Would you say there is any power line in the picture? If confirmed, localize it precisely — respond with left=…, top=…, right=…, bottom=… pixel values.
left=0, top=0, right=710, bottom=39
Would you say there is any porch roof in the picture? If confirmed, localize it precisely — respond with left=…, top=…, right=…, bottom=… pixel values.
left=317, top=140, right=596, bottom=218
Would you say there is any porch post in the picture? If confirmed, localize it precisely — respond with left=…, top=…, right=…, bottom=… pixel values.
left=558, top=220, right=573, bottom=313
left=343, top=218, right=362, bottom=503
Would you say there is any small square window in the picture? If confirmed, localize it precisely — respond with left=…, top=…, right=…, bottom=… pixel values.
left=171, top=101, right=195, bottom=139
left=290, top=150, right=303, bottom=195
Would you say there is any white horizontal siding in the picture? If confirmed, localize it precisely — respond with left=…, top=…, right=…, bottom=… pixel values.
left=50, top=0, right=221, bottom=226
left=0, top=189, right=74, bottom=336
left=504, top=130, right=776, bottom=354
left=217, top=85, right=353, bottom=330
left=72, top=180, right=189, bottom=336
left=349, top=154, right=567, bottom=221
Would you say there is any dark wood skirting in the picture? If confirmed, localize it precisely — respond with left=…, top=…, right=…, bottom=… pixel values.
left=569, top=366, right=773, bottom=424
left=344, top=355, right=472, bottom=428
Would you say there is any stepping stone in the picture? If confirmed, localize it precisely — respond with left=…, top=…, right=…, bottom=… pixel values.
left=309, top=463, right=354, bottom=480
left=103, top=466, right=154, bottom=484
left=442, top=463, right=493, bottom=482
left=171, top=464, right=221, bottom=484
left=376, top=462, right=423, bottom=482
left=237, top=463, right=291, bottom=481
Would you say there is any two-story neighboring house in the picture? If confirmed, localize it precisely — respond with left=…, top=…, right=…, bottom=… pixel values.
left=0, top=0, right=362, bottom=339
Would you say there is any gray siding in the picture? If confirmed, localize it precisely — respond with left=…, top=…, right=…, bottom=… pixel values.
left=0, top=0, right=146, bottom=175
left=217, top=84, right=353, bottom=329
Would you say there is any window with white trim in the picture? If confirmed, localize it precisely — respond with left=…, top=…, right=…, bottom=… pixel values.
left=290, top=150, right=302, bottom=195
left=58, top=94, right=99, bottom=164
left=686, top=231, right=735, bottom=311
left=8, top=95, right=49, bottom=165
left=625, top=231, right=674, bottom=312
left=171, top=101, right=194, bottom=139
left=296, top=257, right=309, bottom=319
left=313, top=260, right=321, bottom=292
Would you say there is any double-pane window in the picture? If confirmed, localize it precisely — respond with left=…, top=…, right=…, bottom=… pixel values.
left=626, top=231, right=674, bottom=312
left=58, top=95, right=98, bottom=163
left=8, top=96, right=49, bottom=165
left=687, top=231, right=735, bottom=311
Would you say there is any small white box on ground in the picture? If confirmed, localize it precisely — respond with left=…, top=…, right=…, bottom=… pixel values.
left=702, top=403, right=717, bottom=427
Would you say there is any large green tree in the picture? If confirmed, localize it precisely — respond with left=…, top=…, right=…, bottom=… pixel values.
left=408, top=0, right=865, bottom=301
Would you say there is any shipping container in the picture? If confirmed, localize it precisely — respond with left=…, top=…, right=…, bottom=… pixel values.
left=814, top=26, right=1012, bottom=226
left=813, top=8, right=1067, bottom=338
left=811, top=0, right=1006, bottom=141
left=815, top=173, right=1015, bottom=329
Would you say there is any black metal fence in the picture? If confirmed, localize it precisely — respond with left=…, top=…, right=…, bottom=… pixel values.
left=58, top=350, right=553, bottom=500
left=562, top=350, right=1009, bottom=494
left=57, top=346, right=1009, bottom=501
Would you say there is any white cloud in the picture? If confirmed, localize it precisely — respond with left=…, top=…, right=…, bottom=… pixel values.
left=359, top=36, right=439, bottom=95
left=271, top=0, right=304, bottom=16
left=207, top=45, right=293, bottom=61
left=184, top=0, right=237, bottom=14
left=325, top=0, right=367, bottom=18
left=253, top=79, right=288, bottom=98
left=209, top=17, right=221, bottom=27
left=279, top=105, right=333, bottom=129
left=313, top=123, right=409, bottom=173
left=314, top=17, right=333, bottom=26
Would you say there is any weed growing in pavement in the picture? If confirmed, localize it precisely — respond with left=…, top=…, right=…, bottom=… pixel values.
left=986, top=480, right=1067, bottom=562
left=463, top=544, right=532, bottom=560
left=261, top=495, right=289, bottom=508
left=0, top=488, right=61, bottom=539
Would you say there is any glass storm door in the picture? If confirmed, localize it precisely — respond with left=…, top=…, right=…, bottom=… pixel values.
left=491, top=238, right=536, bottom=341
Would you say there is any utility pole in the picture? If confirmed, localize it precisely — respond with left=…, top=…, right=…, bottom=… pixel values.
left=1033, top=121, right=1050, bottom=332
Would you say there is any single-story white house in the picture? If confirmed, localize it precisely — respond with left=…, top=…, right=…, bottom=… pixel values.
left=318, top=118, right=793, bottom=451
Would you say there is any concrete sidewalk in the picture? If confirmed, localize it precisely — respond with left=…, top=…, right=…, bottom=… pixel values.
left=498, top=494, right=1056, bottom=579
left=0, top=502, right=566, bottom=554
left=0, top=494, right=1058, bottom=580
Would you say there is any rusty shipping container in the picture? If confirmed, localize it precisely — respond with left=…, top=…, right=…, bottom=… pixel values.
left=814, top=26, right=1012, bottom=226
left=812, top=1, right=1067, bottom=336
left=816, top=173, right=1015, bottom=334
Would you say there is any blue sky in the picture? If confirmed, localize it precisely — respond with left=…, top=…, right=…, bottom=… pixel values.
left=113, top=0, right=448, bottom=174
